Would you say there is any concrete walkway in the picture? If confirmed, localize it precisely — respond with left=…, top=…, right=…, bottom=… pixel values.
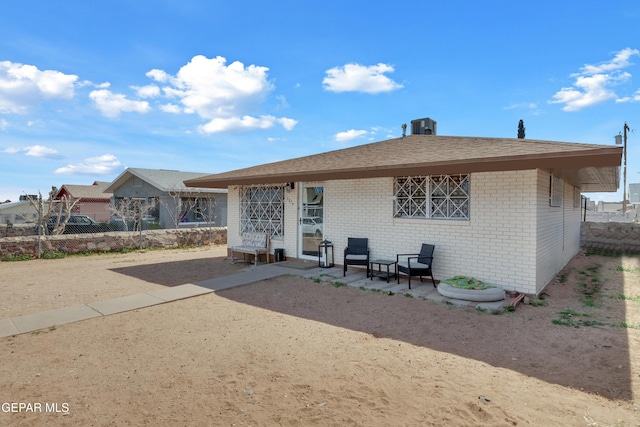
left=0, top=262, right=517, bottom=339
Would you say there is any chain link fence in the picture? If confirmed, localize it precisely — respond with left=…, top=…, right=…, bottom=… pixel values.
left=0, top=195, right=223, bottom=259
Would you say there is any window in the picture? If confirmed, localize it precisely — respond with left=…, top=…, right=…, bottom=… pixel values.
left=550, top=175, right=563, bottom=207
left=240, top=186, right=284, bottom=238
left=573, top=187, right=581, bottom=208
left=394, top=175, right=470, bottom=219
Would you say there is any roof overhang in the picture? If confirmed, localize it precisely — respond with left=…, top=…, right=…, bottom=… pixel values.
left=184, top=136, right=622, bottom=192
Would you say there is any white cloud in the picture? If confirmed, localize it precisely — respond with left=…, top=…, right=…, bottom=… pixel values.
left=54, top=154, right=122, bottom=175
left=277, top=117, right=298, bottom=130
left=577, top=48, right=639, bottom=75
left=323, top=63, right=403, bottom=94
left=3, top=144, right=60, bottom=158
left=24, top=145, right=60, bottom=158
left=146, top=69, right=170, bottom=83
left=0, top=60, right=78, bottom=114
left=505, top=102, right=538, bottom=110
left=147, top=55, right=295, bottom=133
left=160, top=103, right=181, bottom=113
left=550, top=48, right=639, bottom=111
left=148, top=56, right=272, bottom=114
left=89, top=89, right=151, bottom=118
left=0, top=118, right=8, bottom=130
left=198, top=115, right=298, bottom=133
left=132, top=84, right=160, bottom=98
left=335, top=129, right=368, bottom=142
left=199, top=115, right=278, bottom=133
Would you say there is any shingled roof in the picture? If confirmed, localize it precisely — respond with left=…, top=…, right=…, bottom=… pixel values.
left=54, top=181, right=112, bottom=201
left=104, top=168, right=227, bottom=194
left=184, top=135, right=621, bottom=192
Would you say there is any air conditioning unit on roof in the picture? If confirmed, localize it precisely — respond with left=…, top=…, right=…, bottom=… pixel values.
left=411, top=118, right=437, bottom=135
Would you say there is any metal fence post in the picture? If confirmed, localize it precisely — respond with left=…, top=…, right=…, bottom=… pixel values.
left=37, top=195, right=43, bottom=258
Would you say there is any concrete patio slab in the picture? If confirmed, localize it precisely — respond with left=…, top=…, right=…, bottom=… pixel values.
left=88, top=293, right=165, bottom=316
left=196, top=264, right=305, bottom=291
left=146, top=284, right=213, bottom=301
left=0, top=318, right=19, bottom=338
left=11, top=304, right=101, bottom=334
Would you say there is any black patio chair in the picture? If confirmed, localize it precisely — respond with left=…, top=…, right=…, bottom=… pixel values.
left=396, top=244, right=436, bottom=289
left=343, top=237, right=369, bottom=277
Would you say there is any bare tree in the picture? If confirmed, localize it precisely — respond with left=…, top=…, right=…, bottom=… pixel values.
left=162, top=189, right=196, bottom=229
left=196, top=196, right=217, bottom=226
left=26, top=188, right=80, bottom=235
left=110, top=197, right=154, bottom=231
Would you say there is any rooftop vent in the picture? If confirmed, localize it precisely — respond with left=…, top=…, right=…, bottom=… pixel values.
left=411, top=117, right=437, bottom=135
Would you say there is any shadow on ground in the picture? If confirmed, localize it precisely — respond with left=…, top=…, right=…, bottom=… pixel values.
left=110, top=257, right=244, bottom=287
left=216, top=270, right=634, bottom=401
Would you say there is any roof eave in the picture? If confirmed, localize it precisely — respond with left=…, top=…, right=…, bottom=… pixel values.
left=185, top=149, right=622, bottom=189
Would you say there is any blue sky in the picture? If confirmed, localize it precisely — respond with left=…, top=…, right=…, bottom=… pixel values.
left=1, top=1, right=639, bottom=203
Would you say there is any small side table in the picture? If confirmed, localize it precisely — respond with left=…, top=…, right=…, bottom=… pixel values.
left=370, top=259, right=397, bottom=283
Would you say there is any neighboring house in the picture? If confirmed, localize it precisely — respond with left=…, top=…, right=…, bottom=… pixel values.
left=53, top=181, right=113, bottom=222
left=0, top=199, right=38, bottom=225
left=105, top=168, right=227, bottom=229
left=595, top=201, right=624, bottom=212
left=185, top=120, right=621, bottom=296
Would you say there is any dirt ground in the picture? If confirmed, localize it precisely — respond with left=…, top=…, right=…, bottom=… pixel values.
left=1, top=245, right=639, bottom=426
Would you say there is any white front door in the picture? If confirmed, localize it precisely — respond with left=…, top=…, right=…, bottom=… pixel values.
left=299, top=184, right=324, bottom=260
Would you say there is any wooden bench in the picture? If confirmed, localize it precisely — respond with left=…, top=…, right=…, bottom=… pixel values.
left=231, top=232, right=270, bottom=266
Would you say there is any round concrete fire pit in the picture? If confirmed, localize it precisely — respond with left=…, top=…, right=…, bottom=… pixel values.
left=437, top=282, right=506, bottom=302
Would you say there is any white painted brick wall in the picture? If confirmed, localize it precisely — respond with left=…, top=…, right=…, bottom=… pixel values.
left=227, top=188, right=240, bottom=246
left=226, top=186, right=300, bottom=260
left=323, top=171, right=539, bottom=293
left=226, top=170, right=579, bottom=294
left=535, top=170, right=581, bottom=293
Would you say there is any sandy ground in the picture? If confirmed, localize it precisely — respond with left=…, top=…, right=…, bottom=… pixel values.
left=0, top=245, right=639, bottom=426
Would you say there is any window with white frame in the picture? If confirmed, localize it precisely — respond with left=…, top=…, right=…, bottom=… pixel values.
left=573, top=186, right=581, bottom=208
left=240, top=186, right=284, bottom=238
left=549, top=175, right=563, bottom=207
left=394, top=175, right=470, bottom=219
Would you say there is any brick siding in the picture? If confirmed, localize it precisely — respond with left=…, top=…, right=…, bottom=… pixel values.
left=227, top=170, right=582, bottom=295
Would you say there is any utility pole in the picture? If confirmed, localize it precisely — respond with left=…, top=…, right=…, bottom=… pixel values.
left=615, top=123, right=630, bottom=213
left=624, top=122, right=629, bottom=214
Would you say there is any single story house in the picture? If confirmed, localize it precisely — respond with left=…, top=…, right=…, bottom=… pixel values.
left=0, top=199, right=38, bottom=226
left=105, top=168, right=228, bottom=229
left=185, top=122, right=621, bottom=295
left=53, top=181, right=113, bottom=222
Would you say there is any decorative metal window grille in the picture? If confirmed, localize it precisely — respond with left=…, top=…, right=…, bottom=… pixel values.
left=394, top=176, right=428, bottom=217
left=240, top=186, right=284, bottom=238
left=394, top=175, right=470, bottom=219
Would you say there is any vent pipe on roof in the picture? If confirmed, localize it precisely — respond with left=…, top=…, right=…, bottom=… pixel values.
left=411, top=117, right=437, bottom=135
left=401, top=123, right=407, bottom=137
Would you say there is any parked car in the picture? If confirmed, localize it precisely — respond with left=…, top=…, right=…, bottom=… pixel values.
left=46, top=214, right=103, bottom=234
left=301, top=216, right=323, bottom=237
